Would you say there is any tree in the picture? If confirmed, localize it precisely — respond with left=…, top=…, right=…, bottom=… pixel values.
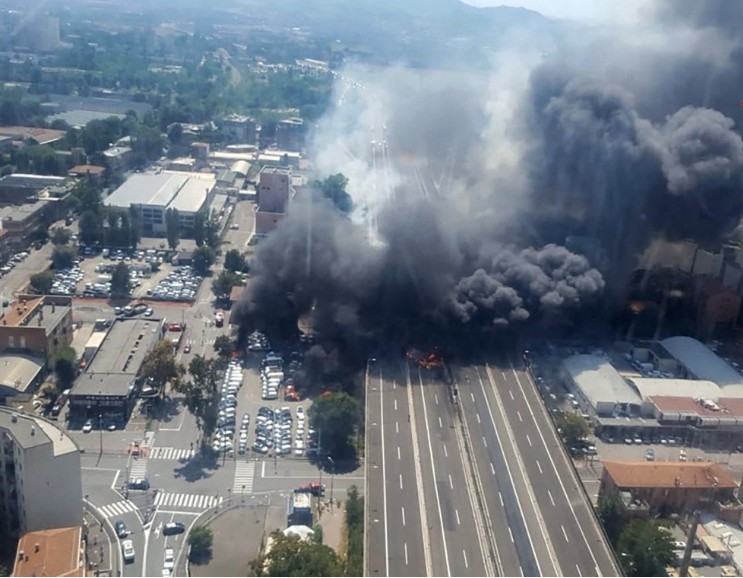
left=173, top=355, right=221, bottom=451
left=53, top=346, right=77, bottom=388
left=193, top=210, right=206, bottom=246
left=50, top=227, right=72, bottom=246
left=308, top=391, right=361, bottom=460
left=211, top=270, right=242, bottom=299
left=29, top=270, right=54, bottom=294
left=315, top=173, right=352, bottom=215
left=618, top=520, right=675, bottom=577
left=51, top=245, right=76, bottom=269
left=250, top=532, right=343, bottom=577
left=70, top=181, right=102, bottom=215
left=555, top=412, right=590, bottom=447
left=165, top=207, right=180, bottom=250
left=596, top=493, right=624, bottom=547
left=192, top=245, right=216, bottom=276
left=188, top=525, right=213, bottom=564
left=78, top=210, right=103, bottom=247
left=223, top=248, right=247, bottom=273
left=141, top=339, right=184, bottom=394
left=213, top=335, right=233, bottom=358
left=110, top=262, right=131, bottom=298
left=345, top=485, right=364, bottom=576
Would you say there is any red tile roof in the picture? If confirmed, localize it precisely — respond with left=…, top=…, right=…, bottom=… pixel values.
left=602, top=461, right=738, bottom=490
left=13, top=526, right=84, bottom=577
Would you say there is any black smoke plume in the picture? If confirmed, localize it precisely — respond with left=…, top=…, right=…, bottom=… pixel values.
left=234, top=1, right=743, bottom=383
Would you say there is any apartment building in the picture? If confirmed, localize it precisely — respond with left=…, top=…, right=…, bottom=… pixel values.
left=0, top=408, right=82, bottom=537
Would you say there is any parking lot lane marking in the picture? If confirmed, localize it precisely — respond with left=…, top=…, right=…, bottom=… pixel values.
left=537, top=460, right=543, bottom=474
left=448, top=474, right=453, bottom=490
left=455, top=509, right=460, bottom=525
left=562, top=525, right=569, bottom=543
left=548, top=490, right=555, bottom=506
left=526, top=434, right=532, bottom=447
left=463, top=550, right=468, bottom=569
left=402, top=506, right=406, bottom=527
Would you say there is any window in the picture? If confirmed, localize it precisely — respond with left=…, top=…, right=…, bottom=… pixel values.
left=7, top=336, right=13, bottom=348
left=19, top=336, right=25, bottom=349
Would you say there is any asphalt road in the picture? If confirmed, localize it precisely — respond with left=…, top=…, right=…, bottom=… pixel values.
left=366, top=359, right=489, bottom=577
left=457, top=360, right=620, bottom=577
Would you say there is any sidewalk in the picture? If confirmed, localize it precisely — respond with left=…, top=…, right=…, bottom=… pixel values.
left=83, top=509, right=114, bottom=577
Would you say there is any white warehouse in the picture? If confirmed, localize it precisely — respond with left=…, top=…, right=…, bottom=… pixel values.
left=103, top=173, right=215, bottom=236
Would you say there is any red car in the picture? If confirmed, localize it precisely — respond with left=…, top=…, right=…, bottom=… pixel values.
left=184, top=344, right=191, bottom=353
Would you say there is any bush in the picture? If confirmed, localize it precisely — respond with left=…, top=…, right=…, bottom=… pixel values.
left=188, top=525, right=213, bottom=564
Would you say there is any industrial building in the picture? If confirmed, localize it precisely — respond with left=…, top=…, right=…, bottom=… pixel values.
left=219, top=114, right=256, bottom=144
left=0, top=173, right=66, bottom=204
left=68, top=318, right=163, bottom=423
left=561, top=337, right=743, bottom=449
left=103, top=173, right=216, bottom=236
left=276, top=117, right=304, bottom=152
left=0, top=407, right=83, bottom=537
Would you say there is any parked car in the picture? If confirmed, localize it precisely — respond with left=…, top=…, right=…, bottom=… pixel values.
left=82, top=419, right=94, bottom=433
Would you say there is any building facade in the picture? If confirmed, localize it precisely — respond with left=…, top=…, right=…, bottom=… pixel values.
left=219, top=115, right=256, bottom=144
left=0, top=296, right=73, bottom=364
left=0, top=408, right=82, bottom=537
left=275, top=117, right=304, bottom=152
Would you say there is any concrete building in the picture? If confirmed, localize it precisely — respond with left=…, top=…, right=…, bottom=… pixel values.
left=219, top=114, right=256, bottom=144
left=191, top=142, right=210, bottom=161
left=0, top=353, right=45, bottom=404
left=258, top=150, right=300, bottom=169
left=0, top=199, right=67, bottom=248
left=68, top=164, right=105, bottom=185
left=662, top=336, right=743, bottom=392
left=0, top=295, right=73, bottom=364
left=275, top=117, right=304, bottom=152
left=0, top=126, right=65, bottom=148
left=600, top=461, right=741, bottom=520
left=12, top=526, right=85, bottom=577
left=103, top=173, right=215, bottom=237
left=562, top=354, right=642, bottom=417
left=255, top=166, right=291, bottom=236
left=68, top=318, right=163, bottom=423
left=102, top=146, right=132, bottom=171
left=0, top=407, right=82, bottom=537
left=0, top=174, right=66, bottom=204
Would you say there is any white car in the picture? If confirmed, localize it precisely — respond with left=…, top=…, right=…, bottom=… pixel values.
left=163, top=548, right=174, bottom=571
left=82, top=419, right=94, bottom=433
left=122, top=539, right=135, bottom=563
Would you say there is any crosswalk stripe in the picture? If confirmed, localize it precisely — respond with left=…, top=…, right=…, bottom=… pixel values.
left=153, top=492, right=222, bottom=510
left=233, top=461, right=255, bottom=493
left=150, top=447, right=196, bottom=460
left=128, top=458, right=148, bottom=480
left=98, top=500, right=138, bottom=519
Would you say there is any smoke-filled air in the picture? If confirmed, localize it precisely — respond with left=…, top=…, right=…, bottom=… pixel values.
left=233, top=0, right=743, bottom=376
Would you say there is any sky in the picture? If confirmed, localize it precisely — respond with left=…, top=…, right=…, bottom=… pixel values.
left=461, top=0, right=646, bottom=25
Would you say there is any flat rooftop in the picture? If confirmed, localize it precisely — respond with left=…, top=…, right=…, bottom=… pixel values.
left=0, top=354, right=44, bottom=394
left=0, top=407, right=78, bottom=456
left=0, top=173, right=65, bottom=188
left=169, top=176, right=213, bottom=213
left=0, top=297, right=70, bottom=335
left=105, top=173, right=213, bottom=214
left=259, top=166, right=291, bottom=176
left=563, top=354, right=642, bottom=406
left=73, top=318, right=161, bottom=397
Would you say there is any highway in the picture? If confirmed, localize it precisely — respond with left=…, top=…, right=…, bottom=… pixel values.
left=366, top=359, right=489, bottom=577
left=457, top=359, right=620, bottom=577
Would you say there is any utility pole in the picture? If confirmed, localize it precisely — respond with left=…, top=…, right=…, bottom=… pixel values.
left=679, top=510, right=701, bottom=577
left=98, top=414, right=103, bottom=456
left=327, top=456, right=335, bottom=512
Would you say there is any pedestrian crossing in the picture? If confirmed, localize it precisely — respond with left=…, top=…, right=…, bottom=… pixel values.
left=154, top=492, right=223, bottom=510
left=149, top=447, right=196, bottom=460
left=185, top=338, right=216, bottom=345
left=233, top=461, right=255, bottom=493
left=128, top=458, right=148, bottom=480
left=98, top=500, right=139, bottom=520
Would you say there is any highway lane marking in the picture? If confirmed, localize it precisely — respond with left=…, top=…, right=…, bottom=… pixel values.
left=394, top=399, right=398, bottom=411
left=548, top=490, right=555, bottom=506
left=517, top=410, right=523, bottom=422
left=402, top=506, right=406, bottom=526
left=400, top=474, right=404, bottom=490
left=455, top=509, right=460, bottom=525
left=499, top=491, right=504, bottom=506
left=501, top=371, right=506, bottom=379
left=509, top=390, right=514, bottom=400
left=404, top=542, right=409, bottom=565
left=396, top=421, right=399, bottom=434
left=443, top=444, right=448, bottom=457
left=438, top=416, right=443, bottom=429
left=482, top=436, right=487, bottom=447
left=435, top=394, right=439, bottom=405
left=490, top=462, right=495, bottom=475
left=448, top=474, right=454, bottom=490
left=463, top=549, right=469, bottom=569
left=509, top=527, right=515, bottom=543
left=562, top=525, right=569, bottom=542
left=526, top=434, right=532, bottom=447
left=397, top=446, right=401, bottom=460
left=470, top=392, right=475, bottom=402
left=576, top=564, right=583, bottom=577
left=536, top=460, right=543, bottom=474
left=379, top=372, right=390, bottom=576
left=476, top=413, right=481, bottom=424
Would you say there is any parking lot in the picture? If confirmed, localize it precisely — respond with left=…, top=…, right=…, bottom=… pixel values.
left=213, top=342, right=315, bottom=462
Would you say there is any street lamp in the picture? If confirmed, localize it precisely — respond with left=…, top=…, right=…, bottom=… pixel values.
left=98, top=414, right=103, bottom=456
left=327, top=456, right=335, bottom=512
